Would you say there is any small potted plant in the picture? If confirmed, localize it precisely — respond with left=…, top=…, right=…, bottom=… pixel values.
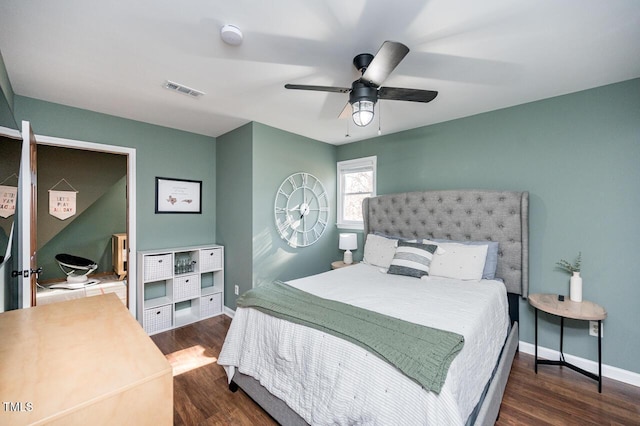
left=556, top=252, right=582, bottom=302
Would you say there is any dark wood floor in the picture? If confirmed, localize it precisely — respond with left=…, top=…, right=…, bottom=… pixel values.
left=152, top=315, right=640, bottom=425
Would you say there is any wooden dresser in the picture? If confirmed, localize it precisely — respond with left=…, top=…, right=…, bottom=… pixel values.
left=0, top=294, right=173, bottom=425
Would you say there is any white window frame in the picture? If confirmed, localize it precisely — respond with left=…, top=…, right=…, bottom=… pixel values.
left=336, top=156, right=377, bottom=230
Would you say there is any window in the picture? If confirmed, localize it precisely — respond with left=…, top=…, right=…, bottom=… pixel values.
left=337, top=156, right=376, bottom=229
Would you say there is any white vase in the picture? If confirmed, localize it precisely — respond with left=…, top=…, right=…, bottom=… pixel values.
left=570, top=271, right=583, bottom=302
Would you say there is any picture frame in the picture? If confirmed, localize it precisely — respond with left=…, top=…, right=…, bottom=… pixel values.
left=155, top=177, right=202, bottom=214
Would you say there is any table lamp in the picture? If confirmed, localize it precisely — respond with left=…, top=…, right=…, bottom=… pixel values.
left=339, top=233, right=357, bottom=264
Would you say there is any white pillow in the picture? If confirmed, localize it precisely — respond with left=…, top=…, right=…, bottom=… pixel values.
left=362, top=234, right=398, bottom=269
left=429, top=243, right=489, bottom=281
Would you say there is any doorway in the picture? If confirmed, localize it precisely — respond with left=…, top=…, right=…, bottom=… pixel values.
left=26, top=134, right=137, bottom=316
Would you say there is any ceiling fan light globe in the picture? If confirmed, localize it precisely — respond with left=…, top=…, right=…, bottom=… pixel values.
left=352, top=100, right=375, bottom=127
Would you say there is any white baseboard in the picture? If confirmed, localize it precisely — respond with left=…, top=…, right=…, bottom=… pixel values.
left=519, top=341, right=640, bottom=388
left=224, top=306, right=235, bottom=318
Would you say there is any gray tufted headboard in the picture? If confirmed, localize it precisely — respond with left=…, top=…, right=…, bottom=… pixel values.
left=363, top=190, right=529, bottom=297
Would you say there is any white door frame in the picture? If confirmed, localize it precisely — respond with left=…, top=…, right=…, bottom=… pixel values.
left=32, top=133, right=137, bottom=317
left=18, top=121, right=36, bottom=309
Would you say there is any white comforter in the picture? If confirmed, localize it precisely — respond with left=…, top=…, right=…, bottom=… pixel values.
left=218, top=263, right=509, bottom=425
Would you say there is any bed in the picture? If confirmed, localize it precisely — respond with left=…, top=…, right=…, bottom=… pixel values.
left=218, top=189, right=528, bottom=425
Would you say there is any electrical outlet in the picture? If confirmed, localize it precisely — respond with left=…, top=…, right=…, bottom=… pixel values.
left=589, top=321, right=602, bottom=337
left=234, top=285, right=239, bottom=296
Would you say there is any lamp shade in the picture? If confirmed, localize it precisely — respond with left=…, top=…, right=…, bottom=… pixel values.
left=339, top=233, right=358, bottom=251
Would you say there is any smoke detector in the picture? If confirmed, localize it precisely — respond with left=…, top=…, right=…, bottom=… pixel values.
left=221, top=24, right=243, bottom=46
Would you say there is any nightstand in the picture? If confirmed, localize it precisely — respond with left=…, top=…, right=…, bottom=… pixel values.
left=529, top=293, right=607, bottom=392
left=331, top=261, right=358, bottom=270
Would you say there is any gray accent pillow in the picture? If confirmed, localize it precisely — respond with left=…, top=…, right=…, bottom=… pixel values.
left=362, top=234, right=398, bottom=269
left=387, top=241, right=437, bottom=278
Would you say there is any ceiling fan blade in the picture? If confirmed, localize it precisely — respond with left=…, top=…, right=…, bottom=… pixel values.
left=285, top=84, right=350, bottom=93
left=338, top=102, right=351, bottom=119
left=378, top=87, right=438, bottom=103
left=361, top=41, right=409, bottom=87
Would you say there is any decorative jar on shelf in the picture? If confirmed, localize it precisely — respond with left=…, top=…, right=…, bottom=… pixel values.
left=570, top=271, right=583, bottom=302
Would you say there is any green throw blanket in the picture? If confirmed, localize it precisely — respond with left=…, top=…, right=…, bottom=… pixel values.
left=237, top=281, right=464, bottom=393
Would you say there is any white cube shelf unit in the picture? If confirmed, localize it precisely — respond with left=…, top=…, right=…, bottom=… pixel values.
left=137, top=244, right=224, bottom=335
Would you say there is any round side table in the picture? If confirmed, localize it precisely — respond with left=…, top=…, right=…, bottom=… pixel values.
left=331, top=261, right=358, bottom=270
left=529, top=293, right=607, bottom=392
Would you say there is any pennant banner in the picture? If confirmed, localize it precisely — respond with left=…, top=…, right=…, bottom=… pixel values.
left=49, top=190, right=77, bottom=220
left=0, top=185, right=17, bottom=218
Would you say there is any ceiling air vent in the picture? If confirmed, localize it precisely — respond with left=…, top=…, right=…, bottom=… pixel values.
left=163, top=80, right=205, bottom=98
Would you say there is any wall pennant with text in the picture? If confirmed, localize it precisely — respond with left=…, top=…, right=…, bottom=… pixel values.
left=49, top=178, right=79, bottom=221
left=49, top=190, right=77, bottom=220
left=0, top=185, right=17, bottom=218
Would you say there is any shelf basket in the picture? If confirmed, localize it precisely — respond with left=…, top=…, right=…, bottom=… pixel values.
left=174, top=275, right=200, bottom=301
left=200, top=248, right=222, bottom=271
left=144, top=254, right=172, bottom=281
left=201, top=293, right=223, bottom=318
left=144, top=304, right=172, bottom=334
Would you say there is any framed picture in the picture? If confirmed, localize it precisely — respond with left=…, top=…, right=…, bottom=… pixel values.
left=155, top=177, right=202, bottom=214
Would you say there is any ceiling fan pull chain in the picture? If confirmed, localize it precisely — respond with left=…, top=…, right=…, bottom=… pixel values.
left=378, top=103, right=382, bottom=136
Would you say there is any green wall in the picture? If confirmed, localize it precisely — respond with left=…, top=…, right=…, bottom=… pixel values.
left=216, top=123, right=254, bottom=309
left=13, top=96, right=217, bottom=251
left=36, top=145, right=127, bottom=249
left=252, top=122, right=339, bottom=286
left=0, top=50, right=18, bottom=130
left=337, top=78, right=640, bottom=374
left=0, top=50, right=14, bottom=113
left=216, top=122, right=338, bottom=310
left=38, top=176, right=127, bottom=282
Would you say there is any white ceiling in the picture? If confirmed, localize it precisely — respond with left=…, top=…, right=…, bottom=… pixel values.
left=1, top=0, right=639, bottom=145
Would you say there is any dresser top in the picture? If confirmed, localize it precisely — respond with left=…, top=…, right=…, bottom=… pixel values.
left=0, top=294, right=171, bottom=424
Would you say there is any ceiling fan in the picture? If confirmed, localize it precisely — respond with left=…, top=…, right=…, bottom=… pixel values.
left=285, top=41, right=438, bottom=128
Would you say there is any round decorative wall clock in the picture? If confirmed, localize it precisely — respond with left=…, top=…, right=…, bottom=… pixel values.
left=274, top=172, right=329, bottom=247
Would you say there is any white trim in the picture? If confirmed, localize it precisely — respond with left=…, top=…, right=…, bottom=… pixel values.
left=35, top=134, right=138, bottom=318
left=336, top=221, right=365, bottom=230
left=336, top=156, right=377, bottom=228
left=336, top=222, right=364, bottom=231
left=19, top=122, right=33, bottom=309
left=36, top=134, right=133, bottom=155
left=0, top=125, right=21, bottom=139
left=519, top=341, right=640, bottom=388
left=224, top=306, right=235, bottom=318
